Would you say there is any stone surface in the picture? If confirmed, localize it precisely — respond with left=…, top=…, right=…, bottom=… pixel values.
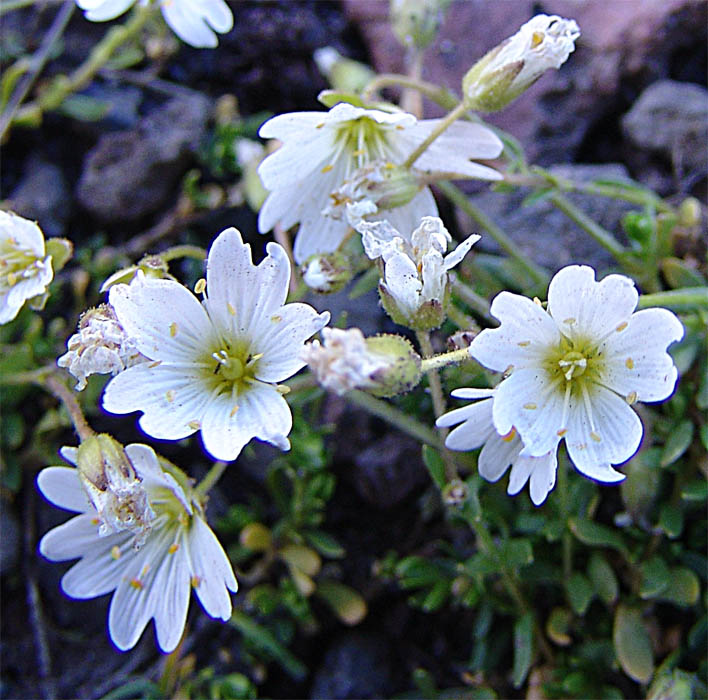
left=342, top=0, right=707, bottom=164
left=622, top=79, right=708, bottom=175
left=310, top=631, right=394, bottom=699
left=457, top=163, right=636, bottom=273
left=76, top=94, right=210, bottom=222
left=7, top=156, right=70, bottom=238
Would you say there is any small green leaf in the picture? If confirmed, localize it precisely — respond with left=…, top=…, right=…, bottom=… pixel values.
left=660, top=420, right=694, bottom=467
left=657, top=503, right=684, bottom=538
left=640, top=557, right=671, bottom=599
left=279, top=544, right=321, bottom=577
left=613, top=604, right=654, bottom=684
left=499, top=538, right=534, bottom=569
left=45, top=237, right=74, bottom=272
left=569, top=518, right=629, bottom=557
left=316, top=580, right=367, bottom=625
left=421, top=579, right=451, bottom=612
left=659, top=568, right=700, bottom=607
left=422, top=444, right=447, bottom=490
left=588, top=552, right=619, bottom=605
left=512, top=612, right=534, bottom=689
left=566, top=572, right=594, bottom=616
left=680, top=481, right=708, bottom=502
left=58, top=94, right=111, bottom=122
left=239, top=522, right=272, bottom=551
left=647, top=669, right=695, bottom=700
left=317, top=89, right=366, bottom=108
left=546, top=607, right=572, bottom=646
left=661, top=257, right=707, bottom=288
left=304, top=530, right=345, bottom=558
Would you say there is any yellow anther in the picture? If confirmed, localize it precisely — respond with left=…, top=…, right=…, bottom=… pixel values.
left=625, top=357, right=634, bottom=370
left=148, top=360, right=162, bottom=369
left=531, top=30, right=545, bottom=48
left=321, top=164, right=334, bottom=173
left=230, top=404, right=239, bottom=417
left=129, top=578, right=144, bottom=590
left=194, top=278, right=206, bottom=294
left=316, top=122, right=325, bottom=129
left=352, top=149, right=365, bottom=156
left=7, top=272, right=17, bottom=286
left=227, top=302, right=236, bottom=316
left=277, top=385, right=291, bottom=395
left=188, top=420, right=201, bottom=430
left=590, top=432, right=602, bottom=443
left=91, top=517, right=100, bottom=526
left=502, top=364, right=514, bottom=378
left=191, top=575, right=201, bottom=588
left=533, top=297, right=543, bottom=307
left=169, top=322, right=177, bottom=337
left=168, top=543, right=179, bottom=555
left=517, top=341, right=530, bottom=347
left=249, top=353, right=264, bottom=362
left=625, top=391, right=638, bottom=405
left=271, top=314, right=282, bottom=322
left=111, top=546, right=121, bottom=560
left=557, top=428, right=567, bottom=437
left=395, top=125, right=405, bottom=130
left=615, top=321, right=628, bottom=332
left=523, top=403, right=537, bottom=410
left=501, top=427, right=517, bottom=442
left=563, top=317, right=576, bottom=325
left=166, top=390, right=176, bottom=403
left=383, top=161, right=395, bottom=169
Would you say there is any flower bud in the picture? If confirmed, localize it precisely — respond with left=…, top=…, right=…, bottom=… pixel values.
left=300, top=251, right=353, bottom=294
left=314, top=47, right=376, bottom=94
left=302, top=327, right=422, bottom=397
left=390, top=0, right=451, bottom=49
left=76, top=434, right=155, bottom=547
left=462, top=14, right=580, bottom=112
left=99, top=255, right=171, bottom=293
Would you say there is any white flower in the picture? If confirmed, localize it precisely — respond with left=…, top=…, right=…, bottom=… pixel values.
left=38, top=443, right=237, bottom=652
left=436, top=388, right=557, bottom=506
left=58, top=303, right=148, bottom=390
left=356, top=215, right=479, bottom=329
left=463, top=14, right=580, bottom=111
left=0, top=210, right=53, bottom=324
left=102, top=227, right=330, bottom=461
left=257, top=102, right=502, bottom=263
left=302, top=327, right=391, bottom=395
left=75, top=0, right=233, bottom=49
left=468, top=265, right=684, bottom=481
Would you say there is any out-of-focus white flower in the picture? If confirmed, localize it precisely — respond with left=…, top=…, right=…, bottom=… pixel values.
left=58, top=303, right=148, bottom=390
left=302, top=327, right=421, bottom=397
left=38, top=441, right=237, bottom=652
left=0, top=210, right=53, bottom=324
left=257, top=102, right=502, bottom=263
left=75, top=0, right=233, bottom=49
left=463, top=14, right=580, bottom=112
left=356, top=216, right=479, bottom=330
left=102, top=227, right=330, bottom=462
left=468, top=265, right=684, bottom=481
left=436, top=388, right=557, bottom=505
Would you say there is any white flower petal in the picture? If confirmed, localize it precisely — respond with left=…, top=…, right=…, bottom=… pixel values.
left=258, top=111, right=332, bottom=141
left=443, top=234, right=480, bottom=271
left=547, top=266, right=638, bottom=343
left=381, top=187, right=438, bottom=245
left=79, top=0, right=135, bottom=21
left=382, top=250, right=422, bottom=317
left=565, top=383, right=641, bottom=477
left=110, top=275, right=213, bottom=363
left=161, top=0, right=219, bottom=48
left=493, top=369, right=564, bottom=456
left=39, top=513, right=101, bottom=562
left=439, top=398, right=495, bottom=451
left=36, top=467, right=90, bottom=513
left=598, top=308, right=684, bottom=402
left=204, top=228, right=290, bottom=336
left=526, top=452, right=558, bottom=505
left=479, top=430, right=522, bottom=482
left=0, top=210, right=45, bottom=253
left=187, top=516, right=237, bottom=620
left=450, top=387, right=495, bottom=400
left=103, top=364, right=209, bottom=440
left=200, top=382, right=292, bottom=461
left=470, top=292, right=560, bottom=372
left=257, top=133, right=333, bottom=190
left=252, top=303, right=330, bottom=383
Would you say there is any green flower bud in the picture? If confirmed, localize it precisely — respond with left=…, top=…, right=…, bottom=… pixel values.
left=313, top=47, right=376, bottom=94
left=364, top=333, right=423, bottom=397
left=300, top=251, right=353, bottom=294
left=390, top=0, right=451, bottom=50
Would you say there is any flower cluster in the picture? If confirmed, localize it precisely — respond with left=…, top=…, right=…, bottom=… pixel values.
left=38, top=439, right=237, bottom=652
left=439, top=265, right=683, bottom=504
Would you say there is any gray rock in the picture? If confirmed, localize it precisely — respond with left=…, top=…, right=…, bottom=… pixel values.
left=76, top=94, right=210, bottom=222
left=458, top=163, right=635, bottom=272
left=7, top=156, right=70, bottom=238
left=622, top=79, right=708, bottom=174
left=0, top=505, right=20, bottom=575
left=310, top=632, right=394, bottom=699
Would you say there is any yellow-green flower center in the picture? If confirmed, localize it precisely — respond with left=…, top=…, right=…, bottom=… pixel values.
left=204, top=342, right=261, bottom=396
left=0, top=237, right=44, bottom=290
left=334, top=117, right=391, bottom=168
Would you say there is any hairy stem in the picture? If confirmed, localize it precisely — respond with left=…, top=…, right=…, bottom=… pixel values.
left=195, top=460, right=229, bottom=499
left=159, top=244, right=207, bottom=262
left=420, top=347, right=472, bottom=373
left=361, top=73, right=459, bottom=110
left=43, top=374, right=95, bottom=441
left=637, top=287, right=708, bottom=311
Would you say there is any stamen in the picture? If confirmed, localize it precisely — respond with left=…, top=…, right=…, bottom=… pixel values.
left=230, top=405, right=239, bottom=417
left=531, top=30, right=545, bottom=48
left=227, top=302, right=236, bottom=316
left=625, top=357, right=634, bottom=369
left=580, top=382, right=598, bottom=436
left=129, top=578, right=144, bottom=590
left=517, top=341, right=530, bottom=347
left=615, top=321, right=628, bottom=332
left=166, top=390, right=176, bottom=403
left=194, top=278, right=206, bottom=294
left=168, top=543, right=179, bottom=554
left=169, top=322, right=178, bottom=337
left=191, top=575, right=201, bottom=588
left=277, top=385, right=291, bottom=395
left=501, top=427, right=517, bottom=442
left=563, top=318, right=576, bottom=325
left=188, top=420, right=201, bottom=430
left=559, top=382, right=572, bottom=435
left=523, top=402, right=537, bottom=410
left=321, top=164, right=334, bottom=173
left=111, top=546, right=121, bottom=560
left=590, top=432, right=602, bottom=443
left=271, top=314, right=283, bottom=322
left=625, top=391, right=637, bottom=405
left=248, top=353, right=264, bottom=363
left=148, top=360, right=162, bottom=368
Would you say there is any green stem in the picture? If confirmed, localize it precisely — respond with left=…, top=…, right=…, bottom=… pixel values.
left=361, top=73, right=459, bottom=110
left=548, top=191, right=626, bottom=260
left=439, top=181, right=549, bottom=289
left=558, top=454, right=573, bottom=582
left=420, top=347, right=472, bottom=373
left=637, top=287, right=708, bottom=312
left=159, top=244, right=207, bottom=262
left=346, top=390, right=441, bottom=448
left=449, top=275, right=494, bottom=323
left=194, top=460, right=229, bottom=499
left=417, top=330, right=458, bottom=482
left=11, top=5, right=154, bottom=128
left=403, top=102, right=468, bottom=169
